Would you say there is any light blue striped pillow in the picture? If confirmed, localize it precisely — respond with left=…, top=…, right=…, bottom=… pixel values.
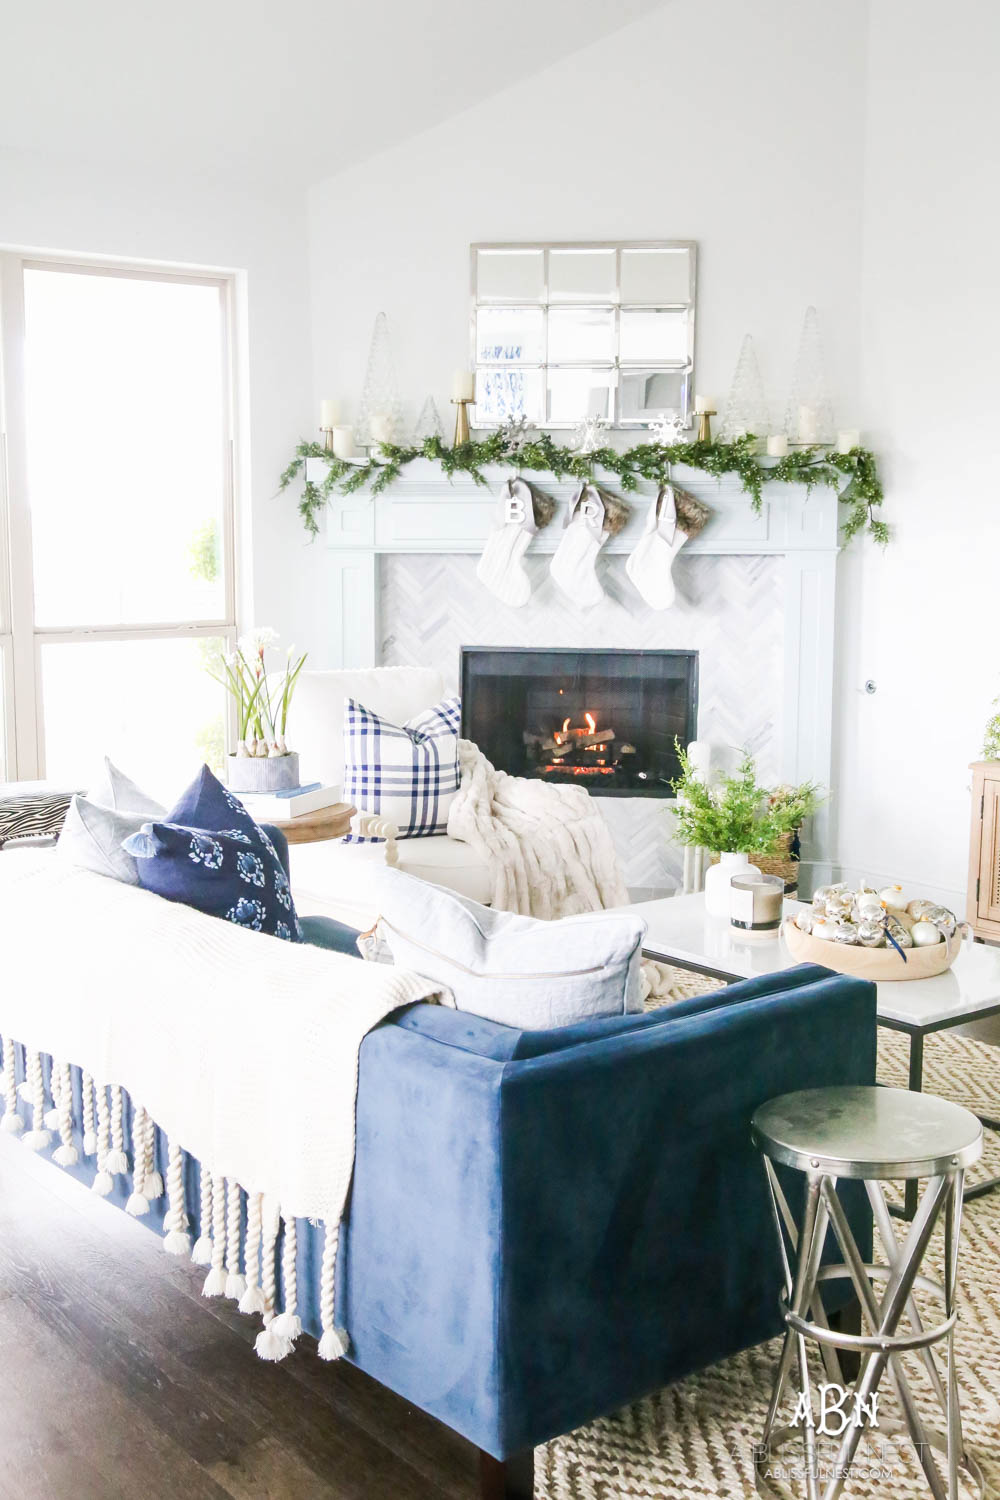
left=343, top=695, right=462, bottom=841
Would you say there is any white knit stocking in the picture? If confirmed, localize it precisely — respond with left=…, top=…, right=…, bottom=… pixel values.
left=81, top=1073, right=97, bottom=1155
left=163, top=1140, right=191, bottom=1255
left=202, top=1173, right=227, bottom=1294
left=92, top=1083, right=113, bottom=1195
left=191, top=1166, right=214, bottom=1266
left=255, top=1199, right=293, bottom=1361
left=238, top=1192, right=266, bottom=1315
left=105, top=1086, right=129, bottom=1176
left=224, top=1180, right=246, bottom=1301
left=0, top=1037, right=23, bottom=1135
left=271, top=1215, right=301, bottom=1341
left=23, top=1050, right=52, bottom=1152
left=52, top=1061, right=78, bottom=1167
left=126, top=1106, right=150, bottom=1215
left=317, top=1220, right=349, bottom=1361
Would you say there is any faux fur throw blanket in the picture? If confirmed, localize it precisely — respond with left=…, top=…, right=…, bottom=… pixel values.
left=448, top=738, right=629, bottom=917
left=447, top=740, right=674, bottom=1004
left=0, top=852, right=440, bottom=1361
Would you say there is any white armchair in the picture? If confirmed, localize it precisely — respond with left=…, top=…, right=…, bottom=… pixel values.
left=288, top=666, right=491, bottom=929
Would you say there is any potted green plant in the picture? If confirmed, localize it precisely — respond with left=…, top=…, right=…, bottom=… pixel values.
left=670, top=745, right=823, bottom=917
left=206, top=629, right=308, bottom=793
left=983, top=697, right=1000, bottom=760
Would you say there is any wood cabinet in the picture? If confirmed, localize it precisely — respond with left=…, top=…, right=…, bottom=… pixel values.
left=968, top=761, right=1000, bottom=940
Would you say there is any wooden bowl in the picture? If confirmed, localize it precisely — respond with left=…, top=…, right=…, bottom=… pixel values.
left=782, top=917, right=964, bottom=982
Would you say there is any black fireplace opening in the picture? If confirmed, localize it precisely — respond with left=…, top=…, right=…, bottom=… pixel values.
left=460, top=647, right=698, bottom=798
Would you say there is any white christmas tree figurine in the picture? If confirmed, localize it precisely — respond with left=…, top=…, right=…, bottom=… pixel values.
left=719, top=334, right=770, bottom=442
left=783, top=306, right=834, bottom=444
left=355, top=312, right=404, bottom=446
left=411, top=395, right=445, bottom=444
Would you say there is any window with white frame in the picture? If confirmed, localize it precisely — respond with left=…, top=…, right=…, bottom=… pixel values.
left=0, top=255, right=238, bottom=800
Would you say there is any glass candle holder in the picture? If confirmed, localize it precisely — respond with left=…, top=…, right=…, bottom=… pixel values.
left=730, top=872, right=785, bottom=936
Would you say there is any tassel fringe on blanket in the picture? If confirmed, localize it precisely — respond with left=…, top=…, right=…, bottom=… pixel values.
left=0, top=1046, right=350, bottom=1365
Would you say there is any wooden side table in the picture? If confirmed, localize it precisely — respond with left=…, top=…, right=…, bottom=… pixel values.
left=272, top=802, right=355, bottom=846
left=967, top=760, right=1000, bottom=941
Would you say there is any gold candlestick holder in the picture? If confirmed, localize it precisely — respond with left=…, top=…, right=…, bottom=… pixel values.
left=320, top=427, right=334, bottom=453
left=451, top=397, right=473, bottom=448
left=695, top=407, right=716, bottom=443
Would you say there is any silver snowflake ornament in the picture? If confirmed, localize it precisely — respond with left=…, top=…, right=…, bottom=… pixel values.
left=649, top=412, right=688, bottom=445
left=571, top=415, right=611, bottom=454
left=496, top=415, right=537, bottom=455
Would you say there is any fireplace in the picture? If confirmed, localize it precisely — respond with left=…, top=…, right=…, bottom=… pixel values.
left=460, top=647, right=698, bottom=798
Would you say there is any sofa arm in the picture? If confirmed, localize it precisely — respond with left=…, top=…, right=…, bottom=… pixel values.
left=350, top=810, right=399, bottom=867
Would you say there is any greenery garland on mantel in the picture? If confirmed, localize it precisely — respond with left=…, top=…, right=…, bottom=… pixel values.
left=279, top=432, right=887, bottom=545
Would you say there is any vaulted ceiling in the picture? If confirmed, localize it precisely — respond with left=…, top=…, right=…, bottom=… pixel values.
left=1, top=0, right=667, bottom=183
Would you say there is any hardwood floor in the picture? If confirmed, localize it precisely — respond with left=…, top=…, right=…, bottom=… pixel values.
left=0, top=1137, right=480, bottom=1500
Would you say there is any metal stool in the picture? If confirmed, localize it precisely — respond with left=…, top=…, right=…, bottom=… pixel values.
left=751, top=1086, right=984, bottom=1500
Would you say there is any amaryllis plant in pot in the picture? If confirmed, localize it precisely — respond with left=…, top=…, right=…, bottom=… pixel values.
left=207, top=628, right=308, bottom=792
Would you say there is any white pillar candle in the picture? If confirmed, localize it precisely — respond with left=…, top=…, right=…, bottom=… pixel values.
left=694, top=394, right=713, bottom=414
left=332, top=425, right=355, bottom=460
left=836, top=428, right=860, bottom=454
left=452, top=369, right=475, bottom=401
left=797, top=405, right=818, bottom=443
left=766, top=434, right=789, bottom=457
left=369, top=412, right=394, bottom=445
left=319, top=398, right=341, bottom=429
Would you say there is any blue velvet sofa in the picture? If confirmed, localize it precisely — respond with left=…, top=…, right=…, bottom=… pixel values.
left=15, top=829, right=877, bottom=1498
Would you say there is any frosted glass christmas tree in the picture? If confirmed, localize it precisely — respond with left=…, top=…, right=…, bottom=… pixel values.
left=718, top=334, right=770, bottom=442
left=355, top=312, right=404, bottom=446
left=411, top=395, right=445, bottom=444
left=783, top=306, right=834, bottom=444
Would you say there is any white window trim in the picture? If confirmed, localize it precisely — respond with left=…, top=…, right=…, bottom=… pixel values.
left=0, top=250, right=240, bottom=781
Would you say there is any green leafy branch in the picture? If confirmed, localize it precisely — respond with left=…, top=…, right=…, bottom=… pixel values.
left=279, top=433, right=886, bottom=544
left=669, top=742, right=824, bottom=856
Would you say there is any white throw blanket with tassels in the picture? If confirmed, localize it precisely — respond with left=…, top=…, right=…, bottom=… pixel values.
left=0, top=853, right=440, bottom=1224
left=447, top=739, right=674, bottom=1003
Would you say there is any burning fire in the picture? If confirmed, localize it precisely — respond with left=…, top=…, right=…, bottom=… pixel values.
left=585, top=712, right=596, bottom=735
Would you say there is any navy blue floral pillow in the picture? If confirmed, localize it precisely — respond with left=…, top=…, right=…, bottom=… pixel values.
left=123, top=766, right=302, bottom=942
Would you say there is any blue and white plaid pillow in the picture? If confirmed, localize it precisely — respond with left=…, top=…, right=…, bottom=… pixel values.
left=343, top=695, right=462, bottom=841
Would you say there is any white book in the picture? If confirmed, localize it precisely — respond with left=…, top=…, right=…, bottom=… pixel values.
left=239, top=783, right=342, bottom=822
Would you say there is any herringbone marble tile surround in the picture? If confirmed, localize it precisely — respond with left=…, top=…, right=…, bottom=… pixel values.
left=380, top=553, right=784, bottom=895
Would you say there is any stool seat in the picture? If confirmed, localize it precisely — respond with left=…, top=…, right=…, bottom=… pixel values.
left=753, top=1084, right=982, bottom=1180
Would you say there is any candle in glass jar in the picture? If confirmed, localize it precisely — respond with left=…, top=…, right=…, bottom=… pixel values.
left=320, top=398, right=341, bottom=429
left=730, top=872, right=785, bottom=935
left=369, top=412, right=394, bottom=445
left=797, top=405, right=819, bottom=443
left=332, top=425, right=355, bottom=460
left=836, top=428, right=860, bottom=454
left=766, top=434, right=789, bottom=457
left=452, top=369, right=475, bottom=401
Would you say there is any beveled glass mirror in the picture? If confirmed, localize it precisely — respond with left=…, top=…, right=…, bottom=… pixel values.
left=471, top=240, right=696, bottom=428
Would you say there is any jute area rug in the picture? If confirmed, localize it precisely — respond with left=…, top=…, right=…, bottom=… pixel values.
left=537, top=966, right=1000, bottom=1499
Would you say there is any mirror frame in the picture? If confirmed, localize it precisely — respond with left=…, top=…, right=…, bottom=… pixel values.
left=470, top=240, right=697, bottom=429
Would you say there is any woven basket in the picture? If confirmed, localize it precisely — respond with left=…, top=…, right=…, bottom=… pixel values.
left=782, top=916, right=965, bottom=982
left=710, top=834, right=798, bottom=892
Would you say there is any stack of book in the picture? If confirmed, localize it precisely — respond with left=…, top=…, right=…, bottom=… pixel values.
left=238, top=782, right=341, bottom=824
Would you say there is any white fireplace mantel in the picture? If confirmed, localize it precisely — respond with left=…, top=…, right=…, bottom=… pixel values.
left=307, top=459, right=840, bottom=872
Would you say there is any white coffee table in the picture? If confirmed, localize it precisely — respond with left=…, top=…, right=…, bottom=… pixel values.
left=626, top=892, right=1000, bottom=1217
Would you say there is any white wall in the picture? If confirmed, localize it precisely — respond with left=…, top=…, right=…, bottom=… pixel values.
left=834, top=0, right=1000, bottom=904
left=308, top=0, right=868, bottom=438
left=0, top=148, right=323, bottom=647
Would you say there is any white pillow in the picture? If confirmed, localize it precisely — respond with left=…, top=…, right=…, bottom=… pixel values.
left=372, top=868, right=646, bottom=1029
left=56, top=760, right=165, bottom=884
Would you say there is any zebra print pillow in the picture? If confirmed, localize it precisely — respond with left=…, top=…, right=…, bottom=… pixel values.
left=0, top=785, right=76, bottom=849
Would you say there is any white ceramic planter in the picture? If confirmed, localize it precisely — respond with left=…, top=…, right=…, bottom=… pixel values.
left=224, top=751, right=300, bottom=794
left=704, top=851, right=761, bottom=918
